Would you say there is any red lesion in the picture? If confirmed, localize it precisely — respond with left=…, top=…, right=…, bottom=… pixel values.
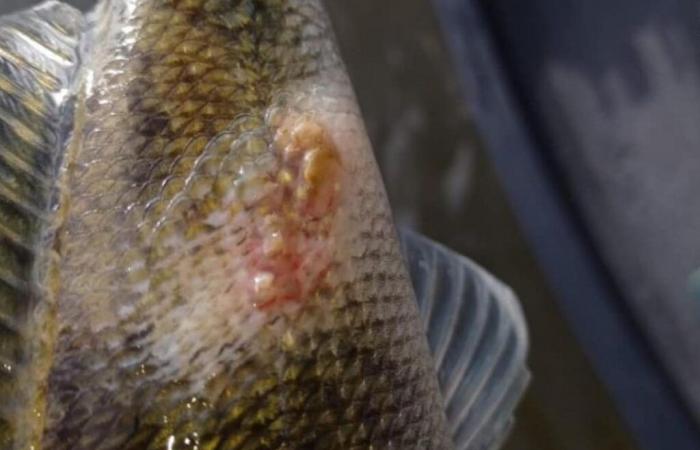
left=242, top=115, right=343, bottom=310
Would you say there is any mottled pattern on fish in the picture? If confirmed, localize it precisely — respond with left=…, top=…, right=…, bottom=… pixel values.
left=0, top=2, right=83, bottom=448
left=25, top=0, right=454, bottom=449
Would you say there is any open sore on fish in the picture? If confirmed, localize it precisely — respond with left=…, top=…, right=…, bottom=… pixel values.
left=0, top=0, right=454, bottom=448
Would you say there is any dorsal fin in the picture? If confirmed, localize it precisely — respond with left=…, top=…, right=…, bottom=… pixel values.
left=0, top=2, right=83, bottom=448
left=400, top=228, right=530, bottom=449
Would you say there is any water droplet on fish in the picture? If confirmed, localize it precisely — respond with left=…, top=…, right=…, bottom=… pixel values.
left=254, top=272, right=275, bottom=296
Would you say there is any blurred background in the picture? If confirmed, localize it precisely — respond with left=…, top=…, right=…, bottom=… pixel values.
left=5, top=0, right=700, bottom=449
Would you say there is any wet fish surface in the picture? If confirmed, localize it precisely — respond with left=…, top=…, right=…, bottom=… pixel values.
left=0, top=0, right=455, bottom=449
left=0, top=2, right=83, bottom=448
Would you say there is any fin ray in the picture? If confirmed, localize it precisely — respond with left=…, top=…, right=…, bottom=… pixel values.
left=0, top=2, right=83, bottom=448
left=400, top=228, right=530, bottom=449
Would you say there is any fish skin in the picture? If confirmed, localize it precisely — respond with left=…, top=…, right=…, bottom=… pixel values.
left=1, top=0, right=453, bottom=448
left=0, top=2, right=83, bottom=449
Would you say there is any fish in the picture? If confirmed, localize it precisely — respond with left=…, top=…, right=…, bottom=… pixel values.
left=0, top=1, right=529, bottom=449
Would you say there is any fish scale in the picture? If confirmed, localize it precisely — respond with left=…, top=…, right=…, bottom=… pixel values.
left=0, top=0, right=468, bottom=448
left=0, top=0, right=531, bottom=441
left=34, top=0, right=452, bottom=449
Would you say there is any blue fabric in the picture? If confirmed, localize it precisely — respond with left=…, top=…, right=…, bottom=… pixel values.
left=430, top=0, right=700, bottom=448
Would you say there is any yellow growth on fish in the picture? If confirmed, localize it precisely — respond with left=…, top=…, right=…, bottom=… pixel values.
left=0, top=0, right=453, bottom=449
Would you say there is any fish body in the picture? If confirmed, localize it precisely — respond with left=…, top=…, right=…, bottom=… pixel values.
left=1, top=1, right=454, bottom=449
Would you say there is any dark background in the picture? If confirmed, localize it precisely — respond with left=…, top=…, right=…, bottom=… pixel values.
left=0, top=1, right=643, bottom=449
left=482, top=0, right=700, bottom=426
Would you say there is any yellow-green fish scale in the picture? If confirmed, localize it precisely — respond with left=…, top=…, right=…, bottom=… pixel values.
left=0, top=0, right=451, bottom=448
